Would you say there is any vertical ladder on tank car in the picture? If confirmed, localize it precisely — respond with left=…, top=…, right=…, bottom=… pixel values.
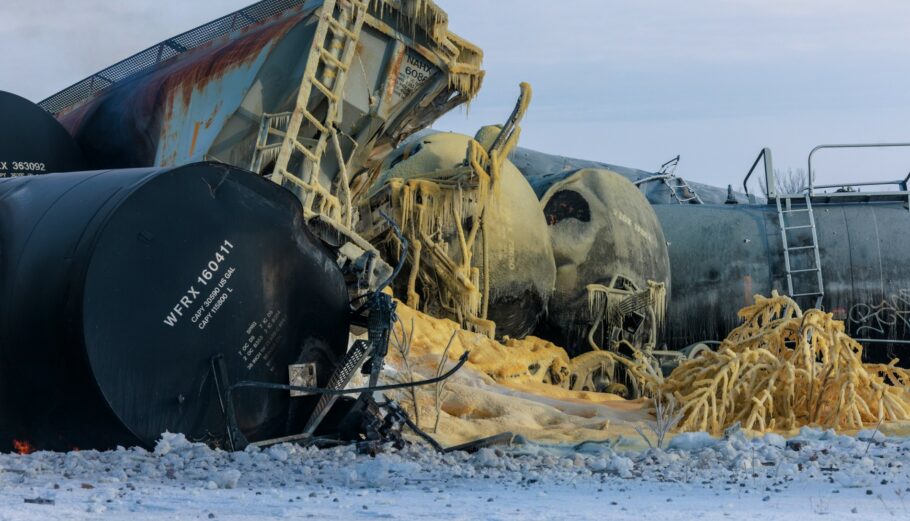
left=744, top=144, right=910, bottom=313
left=776, top=194, right=825, bottom=309
left=250, top=0, right=366, bottom=225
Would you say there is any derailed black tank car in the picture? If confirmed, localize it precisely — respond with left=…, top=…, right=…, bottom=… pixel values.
left=0, top=163, right=350, bottom=451
left=0, top=91, right=85, bottom=177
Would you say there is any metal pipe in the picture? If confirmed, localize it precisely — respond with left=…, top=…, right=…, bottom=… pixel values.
left=743, top=147, right=773, bottom=198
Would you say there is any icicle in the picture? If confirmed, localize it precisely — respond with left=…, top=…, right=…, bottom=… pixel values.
left=586, top=284, right=609, bottom=324
left=648, top=280, right=667, bottom=331
left=261, top=146, right=281, bottom=166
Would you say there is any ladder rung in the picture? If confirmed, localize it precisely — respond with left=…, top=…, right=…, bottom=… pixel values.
left=781, top=208, right=811, bottom=214
left=789, top=268, right=819, bottom=274
left=326, top=17, right=358, bottom=39
left=310, top=76, right=338, bottom=103
left=318, top=47, right=347, bottom=70
left=294, top=140, right=320, bottom=162
left=786, top=245, right=816, bottom=251
left=784, top=225, right=813, bottom=230
left=300, top=109, right=329, bottom=134
left=792, top=292, right=823, bottom=297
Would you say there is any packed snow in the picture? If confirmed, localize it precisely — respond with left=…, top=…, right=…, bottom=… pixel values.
left=1, top=427, right=909, bottom=520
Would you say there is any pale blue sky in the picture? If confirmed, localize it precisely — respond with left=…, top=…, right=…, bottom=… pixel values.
left=2, top=0, right=909, bottom=188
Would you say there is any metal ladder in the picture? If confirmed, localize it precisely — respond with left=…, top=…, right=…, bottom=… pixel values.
left=250, top=0, right=365, bottom=223
left=665, top=175, right=703, bottom=204
left=776, top=194, right=825, bottom=308
left=657, top=156, right=702, bottom=204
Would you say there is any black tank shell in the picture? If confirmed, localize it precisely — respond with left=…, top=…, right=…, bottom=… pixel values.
left=0, top=163, right=349, bottom=451
left=0, top=91, right=85, bottom=178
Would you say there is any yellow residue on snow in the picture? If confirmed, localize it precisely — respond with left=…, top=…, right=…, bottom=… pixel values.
left=383, top=300, right=649, bottom=447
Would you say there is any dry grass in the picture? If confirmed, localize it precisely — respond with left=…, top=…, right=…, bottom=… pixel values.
left=390, top=316, right=420, bottom=427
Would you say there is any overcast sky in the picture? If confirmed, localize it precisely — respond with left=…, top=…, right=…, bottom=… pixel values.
left=2, top=0, right=909, bottom=189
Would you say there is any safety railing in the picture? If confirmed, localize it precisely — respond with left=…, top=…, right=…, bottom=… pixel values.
left=744, top=143, right=910, bottom=205
left=804, top=143, right=910, bottom=199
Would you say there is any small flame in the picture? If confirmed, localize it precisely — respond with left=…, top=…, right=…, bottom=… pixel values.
left=12, top=439, right=34, bottom=455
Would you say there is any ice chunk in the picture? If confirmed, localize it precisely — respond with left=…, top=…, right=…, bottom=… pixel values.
left=668, top=432, right=716, bottom=451
left=857, top=429, right=886, bottom=442
left=762, top=433, right=786, bottom=448
left=607, top=455, right=634, bottom=478
left=211, top=469, right=241, bottom=489
left=154, top=432, right=193, bottom=456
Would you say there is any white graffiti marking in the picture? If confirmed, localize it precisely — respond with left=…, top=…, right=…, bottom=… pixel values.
left=848, top=289, right=910, bottom=336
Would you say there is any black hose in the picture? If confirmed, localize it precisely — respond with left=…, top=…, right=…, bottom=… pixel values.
left=401, top=414, right=446, bottom=452
left=347, top=210, right=407, bottom=311
left=229, top=352, right=468, bottom=396
left=376, top=209, right=407, bottom=292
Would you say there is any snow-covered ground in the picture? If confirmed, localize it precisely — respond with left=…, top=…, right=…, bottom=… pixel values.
left=1, top=428, right=908, bottom=520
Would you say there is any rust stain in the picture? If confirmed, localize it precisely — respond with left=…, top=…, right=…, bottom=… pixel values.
left=163, top=150, right=178, bottom=167
left=743, top=274, right=753, bottom=307
left=384, top=46, right=407, bottom=101
left=189, top=121, right=202, bottom=157
left=161, top=12, right=307, bottom=109
left=56, top=100, right=94, bottom=136
left=58, top=10, right=306, bottom=141
left=56, top=3, right=310, bottom=115
left=204, top=101, right=222, bottom=129
left=831, top=307, right=847, bottom=320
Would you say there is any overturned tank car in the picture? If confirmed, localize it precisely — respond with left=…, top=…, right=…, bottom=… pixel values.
left=0, top=163, right=350, bottom=451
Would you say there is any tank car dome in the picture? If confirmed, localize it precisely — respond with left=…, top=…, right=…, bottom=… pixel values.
left=374, top=131, right=556, bottom=339
left=536, top=168, right=671, bottom=355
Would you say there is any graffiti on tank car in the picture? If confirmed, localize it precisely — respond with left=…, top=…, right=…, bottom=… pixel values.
left=848, top=289, right=910, bottom=336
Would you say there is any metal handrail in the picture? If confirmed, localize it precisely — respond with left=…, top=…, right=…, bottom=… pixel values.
left=808, top=171, right=910, bottom=192
left=807, top=143, right=910, bottom=195
left=812, top=180, right=906, bottom=190
left=633, top=173, right=676, bottom=186
left=743, top=147, right=773, bottom=198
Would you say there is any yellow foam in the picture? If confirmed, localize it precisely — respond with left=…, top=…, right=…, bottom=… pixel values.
left=383, top=301, right=649, bottom=446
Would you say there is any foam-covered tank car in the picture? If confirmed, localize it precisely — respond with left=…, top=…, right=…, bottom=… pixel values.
left=516, top=145, right=910, bottom=363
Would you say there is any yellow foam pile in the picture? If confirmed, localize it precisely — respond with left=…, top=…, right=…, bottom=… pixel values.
left=382, top=292, right=910, bottom=447
left=383, top=301, right=648, bottom=447
left=660, top=292, right=910, bottom=434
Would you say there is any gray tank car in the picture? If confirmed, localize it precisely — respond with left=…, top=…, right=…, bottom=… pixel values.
left=513, top=144, right=910, bottom=364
